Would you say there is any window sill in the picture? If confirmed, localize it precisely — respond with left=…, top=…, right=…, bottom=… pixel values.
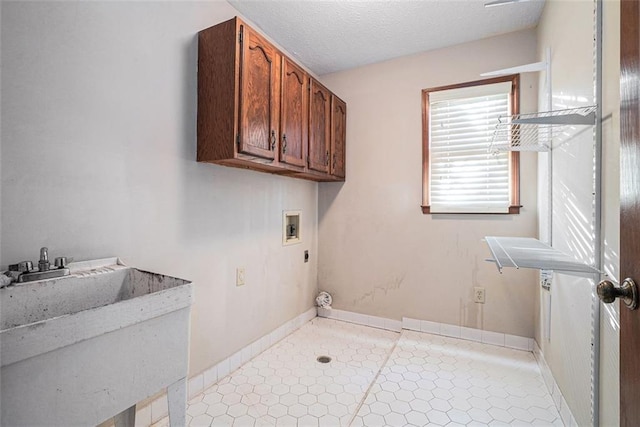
left=421, top=205, right=521, bottom=215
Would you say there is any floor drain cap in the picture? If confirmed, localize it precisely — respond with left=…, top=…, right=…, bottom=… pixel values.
left=316, top=355, right=332, bottom=364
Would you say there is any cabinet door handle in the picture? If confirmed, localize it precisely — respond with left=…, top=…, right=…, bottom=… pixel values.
left=270, top=130, right=276, bottom=150
left=325, top=150, right=329, bottom=166
left=282, top=134, right=287, bottom=154
left=333, top=153, right=336, bottom=171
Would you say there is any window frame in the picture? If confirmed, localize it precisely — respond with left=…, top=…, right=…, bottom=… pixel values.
left=421, top=74, right=521, bottom=215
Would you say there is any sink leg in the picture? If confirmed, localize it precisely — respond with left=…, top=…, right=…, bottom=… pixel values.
left=114, top=405, right=136, bottom=427
left=167, top=377, right=187, bottom=427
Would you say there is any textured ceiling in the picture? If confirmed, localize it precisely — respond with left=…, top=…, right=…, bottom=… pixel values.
left=228, top=0, right=545, bottom=75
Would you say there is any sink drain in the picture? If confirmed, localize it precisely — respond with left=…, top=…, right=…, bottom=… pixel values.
left=316, top=355, right=332, bottom=364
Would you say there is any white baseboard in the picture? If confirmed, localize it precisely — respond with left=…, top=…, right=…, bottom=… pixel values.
left=140, top=306, right=318, bottom=425
left=317, top=309, right=535, bottom=353
left=533, top=341, right=578, bottom=426
left=401, top=316, right=535, bottom=352
left=317, top=307, right=402, bottom=332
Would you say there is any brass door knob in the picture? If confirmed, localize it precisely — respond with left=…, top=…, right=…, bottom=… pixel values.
left=597, top=278, right=638, bottom=310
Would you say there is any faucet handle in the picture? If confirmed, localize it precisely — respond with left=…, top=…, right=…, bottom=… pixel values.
left=8, top=261, right=34, bottom=272
left=54, top=257, right=68, bottom=268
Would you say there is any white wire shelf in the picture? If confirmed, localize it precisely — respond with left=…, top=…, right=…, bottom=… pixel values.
left=484, top=236, right=600, bottom=274
left=489, top=106, right=597, bottom=153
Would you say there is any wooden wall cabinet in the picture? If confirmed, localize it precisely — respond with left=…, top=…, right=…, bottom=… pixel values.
left=279, top=57, right=308, bottom=171
left=197, top=17, right=346, bottom=182
left=238, top=25, right=280, bottom=161
left=197, top=17, right=282, bottom=174
left=308, top=79, right=331, bottom=175
left=331, top=96, right=347, bottom=179
left=294, top=82, right=347, bottom=182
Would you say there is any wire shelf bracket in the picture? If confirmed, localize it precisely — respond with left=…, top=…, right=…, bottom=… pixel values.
left=480, top=60, right=548, bottom=77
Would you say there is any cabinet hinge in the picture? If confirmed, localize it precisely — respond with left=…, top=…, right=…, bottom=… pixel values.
left=236, top=134, right=240, bottom=149
left=239, top=28, right=243, bottom=44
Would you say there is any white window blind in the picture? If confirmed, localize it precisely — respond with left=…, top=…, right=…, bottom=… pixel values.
left=428, top=81, right=512, bottom=213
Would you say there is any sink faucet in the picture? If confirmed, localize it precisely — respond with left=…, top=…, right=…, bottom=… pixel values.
left=39, top=247, right=50, bottom=272
left=7, top=247, right=71, bottom=284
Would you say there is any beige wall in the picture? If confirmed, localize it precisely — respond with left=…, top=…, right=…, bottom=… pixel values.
left=0, top=1, right=318, bottom=376
left=318, top=30, right=539, bottom=338
left=535, top=0, right=620, bottom=425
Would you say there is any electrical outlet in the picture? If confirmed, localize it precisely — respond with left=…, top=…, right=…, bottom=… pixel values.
left=474, top=287, right=485, bottom=304
left=236, top=267, right=245, bottom=286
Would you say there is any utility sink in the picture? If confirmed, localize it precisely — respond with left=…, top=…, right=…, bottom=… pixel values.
left=0, top=258, right=193, bottom=427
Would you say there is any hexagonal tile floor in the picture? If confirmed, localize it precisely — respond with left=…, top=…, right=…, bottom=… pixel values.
left=351, top=330, right=561, bottom=427
left=153, top=318, right=562, bottom=426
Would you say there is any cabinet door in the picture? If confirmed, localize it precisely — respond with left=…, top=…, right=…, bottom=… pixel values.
left=280, top=58, right=308, bottom=168
left=308, top=79, right=331, bottom=174
left=330, top=96, right=346, bottom=179
left=238, top=25, right=280, bottom=160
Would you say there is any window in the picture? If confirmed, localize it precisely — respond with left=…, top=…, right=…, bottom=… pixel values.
left=421, top=75, right=520, bottom=214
